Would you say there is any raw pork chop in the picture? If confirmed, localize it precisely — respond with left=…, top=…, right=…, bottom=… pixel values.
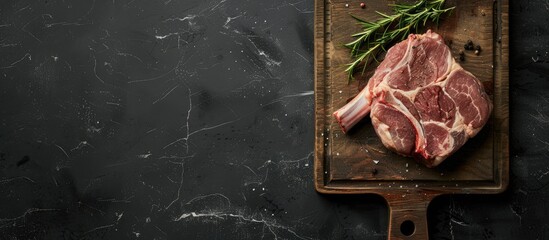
left=333, top=30, right=492, bottom=167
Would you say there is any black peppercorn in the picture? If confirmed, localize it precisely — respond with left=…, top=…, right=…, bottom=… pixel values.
left=464, top=39, right=475, bottom=50
left=475, top=45, right=481, bottom=51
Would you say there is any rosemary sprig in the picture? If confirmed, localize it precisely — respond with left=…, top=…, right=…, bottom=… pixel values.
left=345, top=0, right=455, bottom=81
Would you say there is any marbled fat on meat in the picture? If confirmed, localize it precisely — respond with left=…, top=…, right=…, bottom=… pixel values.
left=333, top=30, right=492, bottom=167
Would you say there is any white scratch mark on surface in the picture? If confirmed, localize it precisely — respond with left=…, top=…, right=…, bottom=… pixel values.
left=1, top=53, right=31, bottom=69
left=0, top=176, right=35, bottom=185
left=509, top=205, right=522, bottom=226
left=244, top=168, right=269, bottom=186
left=153, top=85, right=179, bottom=104
left=127, top=65, right=176, bottom=84
left=163, top=119, right=238, bottom=149
left=52, top=176, right=59, bottom=186
left=81, top=224, right=115, bottom=237
left=449, top=212, right=455, bottom=240
left=257, top=160, right=273, bottom=170
left=447, top=199, right=468, bottom=240
left=92, top=53, right=105, bottom=83
left=247, top=38, right=281, bottom=67
left=183, top=88, right=193, bottom=153
left=288, top=0, right=313, bottom=13
left=105, top=160, right=132, bottom=168
left=173, top=211, right=311, bottom=240
left=71, top=141, right=94, bottom=151
left=106, top=102, right=121, bottom=106
left=88, top=126, right=102, bottom=133
left=208, top=0, right=228, bottom=12
left=163, top=113, right=239, bottom=150
left=54, top=144, right=70, bottom=159
left=262, top=91, right=314, bottom=107
left=167, top=176, right=178, bottom=183
left=243, top=165, right=258, bottom=176
left=154, top=225, right=167, bottom=235
left=137, top=153, right=152, bottom=159
left=530, top=110, right=549, bottom=125
left=15, top=5, right=31, bottom=14
left=185, top=193, right=231, bottom=206
left=294, top=50, right=310, bottom=63
left=97, top=195, right=134, bottom=203
left=117, top=52, right=144, bottom=64
left=279, top=151, right=313, bottom=165
left=536, top=167, right=549, bottom=180
left=187, top=119, right=237, bottom=138
left=45, top=22, right=85, bottom=28
left=155, top=32, right=180, bottom=40
left=278, top=91, right=314, bottom=98
left=165, top=155, right=195, bottom=210
left=110, top=120, right=122, bottom=126
left=450, top=218, right=469, bottom=227
left=163, top=15, right=197, bottom=23
left=123, top=0, right=137, bottom=7
left=0, top=208, right=59, bottom=223
left=258, top=50, right=281, bottom=67
left=1, top=43, right=19, bottom=48
left=223, top=15, right=243, bottom=29
left=22, top=18, right=42, bottom=43
left=175, top=212, right=225, bottom=220
left=115, top=212, right=124, bottom=222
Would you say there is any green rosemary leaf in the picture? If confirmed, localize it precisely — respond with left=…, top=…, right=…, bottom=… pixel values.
left=345, top=0, right=455, bottom=81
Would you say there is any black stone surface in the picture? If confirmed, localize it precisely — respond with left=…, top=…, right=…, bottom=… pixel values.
left=0, top=0, right=547, bottom=239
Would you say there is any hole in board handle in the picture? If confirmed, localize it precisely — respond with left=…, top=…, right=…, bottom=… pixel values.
left=400, top=220, right=415, bottom=236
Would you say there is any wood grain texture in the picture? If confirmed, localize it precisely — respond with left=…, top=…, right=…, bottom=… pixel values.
left=314, top=0, right=509, bottom=239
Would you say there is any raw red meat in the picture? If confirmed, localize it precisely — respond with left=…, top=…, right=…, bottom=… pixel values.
left=333, top=30, right=492, bottom=167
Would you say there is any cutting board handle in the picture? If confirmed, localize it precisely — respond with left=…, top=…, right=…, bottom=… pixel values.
left=384, top=193, right=437, bottom=240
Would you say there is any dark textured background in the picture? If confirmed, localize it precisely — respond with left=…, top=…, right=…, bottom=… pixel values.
left=0, top=0, right=547, bottom=239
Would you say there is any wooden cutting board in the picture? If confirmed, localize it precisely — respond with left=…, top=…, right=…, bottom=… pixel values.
left=313, top=0, right=509, bottom=239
